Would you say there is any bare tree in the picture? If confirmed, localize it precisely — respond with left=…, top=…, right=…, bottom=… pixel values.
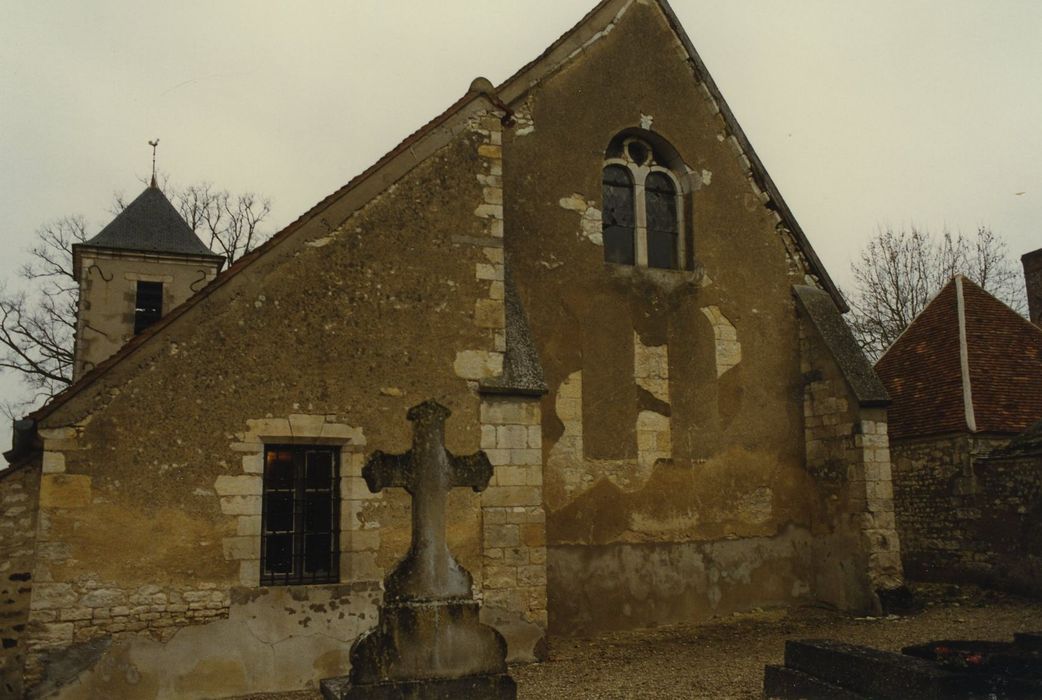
left=1, top=184, right=272, bottom=411
left=172, top=184, right=271, bottom=267
left=846, top=226, right=1026, bottom=361
left=0, top=216, right=87, bottom=409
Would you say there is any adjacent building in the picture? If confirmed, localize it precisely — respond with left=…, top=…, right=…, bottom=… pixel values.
left=876, top=269, right=1042, bottom=594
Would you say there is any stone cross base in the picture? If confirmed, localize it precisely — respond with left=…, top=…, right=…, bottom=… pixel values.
left=320, top=599, right=517, bottom=699
left=320, top=673, right=516, bottom=700
left=351, top=600, right=509, bottom=684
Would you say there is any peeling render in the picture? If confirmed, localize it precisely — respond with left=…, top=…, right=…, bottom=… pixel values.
left=558, top=194, right=603, bottom=246
left=41, top=585, right=381, bottom=699
left=547, top=524, right=815, bottom=636
left=634, top=332, right=671, bottom=469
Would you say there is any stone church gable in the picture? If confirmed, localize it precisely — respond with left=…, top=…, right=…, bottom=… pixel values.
left=1, top=1, right=902, bottom=696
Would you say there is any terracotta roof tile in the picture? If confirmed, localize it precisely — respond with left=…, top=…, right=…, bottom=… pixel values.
left=876, top=277, right=1042, bottom=441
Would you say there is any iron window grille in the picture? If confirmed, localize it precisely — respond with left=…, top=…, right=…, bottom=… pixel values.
left=133, top=281, right=163, bottom=335
left=261, top=445, right=340, bottom=586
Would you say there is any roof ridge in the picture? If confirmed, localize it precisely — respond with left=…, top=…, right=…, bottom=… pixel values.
left=958, top=274, right=1042, bottom=339
left=954, top=276, right=977, bottom=432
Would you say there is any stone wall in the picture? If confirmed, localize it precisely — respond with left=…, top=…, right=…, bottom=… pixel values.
left=798, top=310, right=903, bottom=611
left=0, top=463, right=40, bottom=699
left=478, top=396, right=547, bottom=661
left=21, top=104, right=537, bottom=698
left=508, top=0, right=832, bottom=634
left=975, top=451, right=1042, bottom=595
left=891, top=434, right=1041, bottom=594
left=73, top=249, right=221, bottom=379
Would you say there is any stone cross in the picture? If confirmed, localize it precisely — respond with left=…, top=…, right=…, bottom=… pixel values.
left=363, top=400, right=493, bottom=602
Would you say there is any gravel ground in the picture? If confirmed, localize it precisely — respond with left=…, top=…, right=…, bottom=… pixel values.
left=230, top=584, right=1042, bottom=700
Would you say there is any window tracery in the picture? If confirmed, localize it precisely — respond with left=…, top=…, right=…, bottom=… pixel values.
left=602, top=134, right=686, bottom=270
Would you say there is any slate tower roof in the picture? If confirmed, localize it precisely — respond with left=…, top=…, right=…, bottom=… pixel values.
left=876, top=276, right=1042, bottom=441
left=81, top=185, right=221, bottom=259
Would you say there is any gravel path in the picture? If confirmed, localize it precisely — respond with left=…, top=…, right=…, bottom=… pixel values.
left=230, top=585, right=1042, bottom=700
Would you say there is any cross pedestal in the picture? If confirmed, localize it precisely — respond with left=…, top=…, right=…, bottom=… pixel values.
left=321, top=400, right=516, bottom=700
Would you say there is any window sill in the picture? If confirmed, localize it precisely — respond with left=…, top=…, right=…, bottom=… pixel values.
left=604, top=260, right=705, bottom=293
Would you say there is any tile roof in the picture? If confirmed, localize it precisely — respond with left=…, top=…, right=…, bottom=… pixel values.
left=81, top=186, right=220, bottom=259
left=876, top=276, right=1042, bottom=441
left=793, top=285, right=888, bottom=406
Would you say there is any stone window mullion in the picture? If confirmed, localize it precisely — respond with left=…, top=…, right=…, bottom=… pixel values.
left=633, top=173, right=649, bottom=267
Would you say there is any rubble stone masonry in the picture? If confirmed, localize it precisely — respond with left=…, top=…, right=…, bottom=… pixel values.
left=891, top=434, right=1041, bottom=595
left=799, top=316, right=903, bottom=610
left=0, top=464, right=40, bottom=698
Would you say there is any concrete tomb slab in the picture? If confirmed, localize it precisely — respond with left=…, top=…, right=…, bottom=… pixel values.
left=764, top=634, right=1042, bottom=699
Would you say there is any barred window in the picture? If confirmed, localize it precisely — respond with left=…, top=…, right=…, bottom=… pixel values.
left=133, top=281, right=163, bottom=335
left=261, top=445, right=340, bottom=585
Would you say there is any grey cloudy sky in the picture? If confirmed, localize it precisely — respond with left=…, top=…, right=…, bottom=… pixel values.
left=1, top=0, right=1040, bottom=447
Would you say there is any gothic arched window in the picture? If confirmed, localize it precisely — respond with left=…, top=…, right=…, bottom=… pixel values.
left=602, top=135, right=685, bottom=270
left=602, top=165, right=635, bottom=265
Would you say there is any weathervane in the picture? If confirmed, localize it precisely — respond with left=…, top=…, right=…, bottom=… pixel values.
left=148, top=138, right=160, bottom=188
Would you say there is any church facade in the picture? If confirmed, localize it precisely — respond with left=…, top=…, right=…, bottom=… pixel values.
left=0, top=1, right=902, bottom=697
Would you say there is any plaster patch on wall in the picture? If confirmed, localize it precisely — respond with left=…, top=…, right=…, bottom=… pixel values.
left=633, top=332, right=672, bottom=470
left=735, top=486, right=773, bottom=524
left=700, top=306, right=741, bottom=377
left=636, top=411, right=671, bottom=470
left=559, top=194, right=602, bottom=246
left=545, top=371, right=589, bottom=500
left=633, top=332, right=668, bottom=403
left=553, top=371, right=584, bottom=460
left=305, top=236, right=334, bottom=248
left=700, top=169, right=712, bottom=186
left=513, top=102, right=535, bottom=137
left=639, top=113, right=654, bottom=130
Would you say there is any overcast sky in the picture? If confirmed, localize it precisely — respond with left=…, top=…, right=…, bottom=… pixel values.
left=1, top=0, right=1040, bottom=449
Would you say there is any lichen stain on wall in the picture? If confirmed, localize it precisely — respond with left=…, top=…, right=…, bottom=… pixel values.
left=547, top=446, right=821, bottom=546
left=49, top=497, right=236, bottom=586
left=50, top=585, right=377, bottom=700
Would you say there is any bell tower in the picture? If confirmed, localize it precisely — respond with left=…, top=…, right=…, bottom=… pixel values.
left=71, top=182, right=224, bottom=379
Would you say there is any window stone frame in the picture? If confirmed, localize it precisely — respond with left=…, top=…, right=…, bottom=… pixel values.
left=603, top=135, right=690, bottom=270
left=219, top=415, right=371, bottom=587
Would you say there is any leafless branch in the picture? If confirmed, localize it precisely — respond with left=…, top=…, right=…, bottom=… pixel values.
left=846, top=225, right=1027, bottom=361
left=2, top=180, right=272, bottom=416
